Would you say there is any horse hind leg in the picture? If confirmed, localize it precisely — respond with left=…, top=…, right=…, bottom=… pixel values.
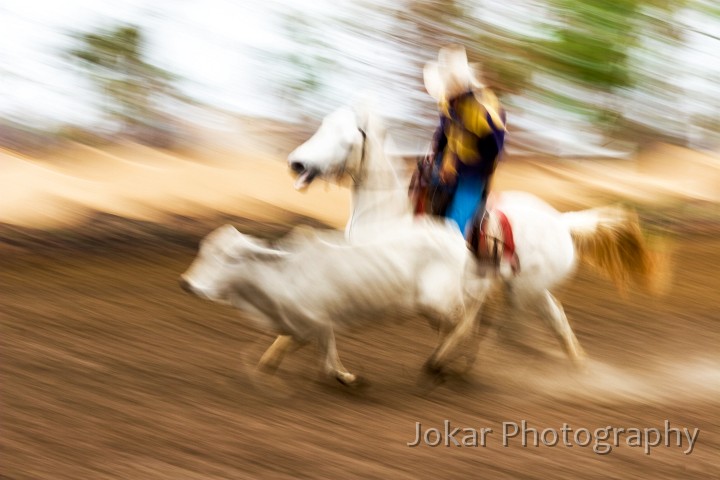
left=536, top=290, right=586, bottom=368
left=461, top=305, right=494, bottom=373
left=497, top=281, right=533, bottom=343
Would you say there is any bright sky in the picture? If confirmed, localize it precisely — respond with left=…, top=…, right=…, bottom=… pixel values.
left=1, top=0, right=342, bottom=124
left=2, top=0, right=718, bottom=151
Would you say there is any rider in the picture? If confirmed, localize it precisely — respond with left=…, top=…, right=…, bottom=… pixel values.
left=421, top=44, right=506, bottom=237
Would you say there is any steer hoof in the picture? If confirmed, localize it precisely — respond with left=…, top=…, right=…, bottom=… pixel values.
left=256, top=362, right=279, bottom=376
left=422, top=358, right=447, bottom=377
left=417, top=371, right=446, bottom=396
left=336, top=373, right=370, bottom=390
left=247, top=368, right=294, bottom=400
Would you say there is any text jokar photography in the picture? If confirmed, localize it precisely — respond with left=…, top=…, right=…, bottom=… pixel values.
left=407, top=420, right=700, bottom=455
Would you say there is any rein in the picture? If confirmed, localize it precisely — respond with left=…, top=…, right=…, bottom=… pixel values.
left=346, top=127, right=367, bottom=185
left=469, top=209, right=520, bottom=275
left=347, top=126, right=406, bottom=192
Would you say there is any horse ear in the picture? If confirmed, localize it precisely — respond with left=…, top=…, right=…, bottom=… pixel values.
left=352, top=91, right=376, bottom=130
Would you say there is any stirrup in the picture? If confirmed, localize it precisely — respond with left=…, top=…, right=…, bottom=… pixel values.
left=467, top=208, right=520, bottom=276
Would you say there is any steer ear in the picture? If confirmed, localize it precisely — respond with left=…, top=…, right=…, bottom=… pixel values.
left=206, top=224, right=242, bottom=244
left=230, top=232, right=288, bottom=260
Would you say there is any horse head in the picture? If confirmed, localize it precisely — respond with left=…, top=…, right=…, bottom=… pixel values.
left=288, top=105, right=370, bottom=191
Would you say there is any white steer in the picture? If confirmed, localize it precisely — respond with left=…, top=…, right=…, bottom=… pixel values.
left=180, top=222, right=489, bottom=386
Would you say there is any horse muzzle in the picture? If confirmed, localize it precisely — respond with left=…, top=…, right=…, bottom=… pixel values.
left=289, top=162, right=320, bottom=190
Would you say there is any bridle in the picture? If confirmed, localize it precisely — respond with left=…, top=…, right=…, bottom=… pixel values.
left=343, top=126, right=367, bottom=184
left=344, top=124, right=406, bottom=192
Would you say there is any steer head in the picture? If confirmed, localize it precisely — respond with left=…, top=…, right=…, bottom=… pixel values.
left=179, top=224, right=284, bottom=303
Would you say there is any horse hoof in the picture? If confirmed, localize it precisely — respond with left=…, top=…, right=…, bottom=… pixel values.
left=571, top=357, right=589, bottom=374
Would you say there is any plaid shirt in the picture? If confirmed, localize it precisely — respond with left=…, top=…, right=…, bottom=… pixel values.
left=432, top=88, right=506, bottom=182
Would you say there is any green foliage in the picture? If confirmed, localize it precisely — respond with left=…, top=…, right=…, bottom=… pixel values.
left=276, top=0, right=714, bottom=143
left=469, top=0, right=690, bottom=139
left=534, top=0, right=660, bottom=93
left=274, top=11, right=337, bottom=118
left=68, top=23, right=184, bottom=143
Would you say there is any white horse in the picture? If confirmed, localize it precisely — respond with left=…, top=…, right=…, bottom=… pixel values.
left=287, top=104, right=657, bottom=368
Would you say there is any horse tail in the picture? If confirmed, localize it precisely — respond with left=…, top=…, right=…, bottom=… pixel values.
left=562, top=206, right=660, bottom=293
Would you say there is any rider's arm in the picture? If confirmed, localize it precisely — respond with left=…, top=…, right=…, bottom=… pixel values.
left=430, top=115, right=448, bottom=162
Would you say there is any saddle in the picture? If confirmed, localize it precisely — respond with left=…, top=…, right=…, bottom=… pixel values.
left=467, top=205, right=520, bottom=277
left=410, top=164, right=519, bottom=276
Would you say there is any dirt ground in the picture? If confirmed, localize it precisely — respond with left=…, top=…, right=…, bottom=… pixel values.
left=1, top=142, right=720, bottom=479
left=1, top=233, right=719, bottom=479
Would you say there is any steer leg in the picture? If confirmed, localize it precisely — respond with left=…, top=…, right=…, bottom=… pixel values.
left=317, top=328, right=362, bottom=387
left=257, top=335, right=305, bottom=374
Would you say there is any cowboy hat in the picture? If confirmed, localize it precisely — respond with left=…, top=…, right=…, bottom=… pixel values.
left=423, top=44, right=484, bottom=102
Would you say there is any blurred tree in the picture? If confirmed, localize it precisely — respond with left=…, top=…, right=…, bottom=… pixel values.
left=527, top=0, right=688, bottom=140
left=68, top=24, right=188, bottom=147
left=336, top=0, right=541, bottom=114
left=273, top=11, right=337, bottom=120
left=273, top=0, right=716, bottom=148
left=374, top=0, right=702, bottom=144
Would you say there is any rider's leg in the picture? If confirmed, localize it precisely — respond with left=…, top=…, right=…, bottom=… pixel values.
left=446, top=174, right=486, bottom=236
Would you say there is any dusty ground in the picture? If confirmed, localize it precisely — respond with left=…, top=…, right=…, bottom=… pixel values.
left=2, top=231, right=719, bottom=479
left=1, top=142, right=719, bottom=479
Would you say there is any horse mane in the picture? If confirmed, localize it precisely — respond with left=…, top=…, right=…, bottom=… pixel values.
left=354, top=103, right=413, bottom=187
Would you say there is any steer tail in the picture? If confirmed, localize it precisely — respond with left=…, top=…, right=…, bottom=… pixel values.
left=562, top=206, right=662, bottom=293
